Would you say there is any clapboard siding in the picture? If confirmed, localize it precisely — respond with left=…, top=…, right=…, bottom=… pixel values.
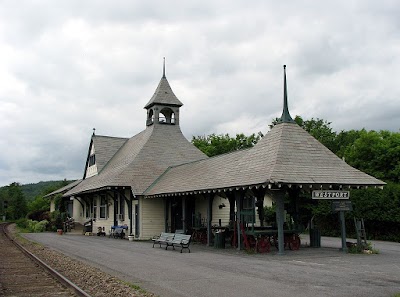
left=140, top=197, right=165, bottom=239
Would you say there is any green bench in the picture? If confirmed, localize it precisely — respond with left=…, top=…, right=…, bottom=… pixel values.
left=152, top=232, right=174, bottom=248
left=167, top=233, right=192, bottom=253
left=152, top=232, right=192, bottom=253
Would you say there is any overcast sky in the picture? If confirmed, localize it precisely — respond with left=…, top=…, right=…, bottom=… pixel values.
left=1, top=0, right=399, bottom=187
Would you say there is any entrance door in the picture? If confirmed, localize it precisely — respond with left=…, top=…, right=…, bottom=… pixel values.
left=135, top=204, right=139, bottom=237
left=171, top=198, right=183, bottom=232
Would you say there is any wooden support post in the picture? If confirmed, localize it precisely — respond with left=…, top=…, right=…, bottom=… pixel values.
left=113, top=193, right=118, bottom=227
left=182, top=196, right=186, bottom=234
left=129, top=194, right=133, bottom=235
left=207, top=194, right=214, bottom=247
left=271, top=190, right=285, bottom=255
left=164, top=198, right=169, bottom=232
left=235, top=191, right=242, bottom=251
left=339, top=211, right=348, bottom=253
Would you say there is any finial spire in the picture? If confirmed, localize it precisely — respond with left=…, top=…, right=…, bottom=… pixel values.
left=92, top=128, right=96, bottom=136
left=279, top=65, right=295, bottom=123
left=162, top=57, right=166, bottom=78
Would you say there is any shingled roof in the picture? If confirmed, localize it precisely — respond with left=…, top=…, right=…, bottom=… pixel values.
left=144, top=66, right=385, bottom=197
left=144, top=122, right=385, bottom=197
left=44, top=179, right=82, bottom=197
left=65, top=70, right=206, bottom=198
left=144, top=76, right=183, bottom=109
left=88, top=135, right=129, bottom=174
left=65, top=121, right=207, bottom=197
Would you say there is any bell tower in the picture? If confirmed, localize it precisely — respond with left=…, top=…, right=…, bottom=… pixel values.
left=144, top=59, right=183, bottom=127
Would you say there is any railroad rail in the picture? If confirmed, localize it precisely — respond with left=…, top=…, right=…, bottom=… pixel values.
left=0, top=222, right=92, bottom=297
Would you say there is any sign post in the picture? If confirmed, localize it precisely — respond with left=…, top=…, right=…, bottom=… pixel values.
left=312, top=190, right=351, bottom=253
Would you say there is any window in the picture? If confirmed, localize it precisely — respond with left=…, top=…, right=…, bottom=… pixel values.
left=89, top=154, right=96, bottom=166
left=115, top=193, right=125, bottom=221
left=100, top=194, right=108, bottom=219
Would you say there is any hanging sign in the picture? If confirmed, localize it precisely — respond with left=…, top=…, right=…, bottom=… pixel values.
left=332, top=200, right=353, bottom=212
left=312, top=190, right=350, bottom=199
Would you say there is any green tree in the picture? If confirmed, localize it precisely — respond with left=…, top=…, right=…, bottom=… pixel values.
left=335, top=129, right=363, bottom=158
left=27, top=196, right=50, bottom=213
left=192, top=132, right=262, bottom=157
left=344, top=130, right=400, bottom=182
left=7, top=182, right=28, bottom=220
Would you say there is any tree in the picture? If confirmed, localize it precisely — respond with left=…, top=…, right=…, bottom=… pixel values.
left=7, top=182, right=27, bottom=220
left=335, top=129, right=363, bottom=158
left=192, top=132, right=262, bottom=157
left=343, top=130, right=400, bottom=183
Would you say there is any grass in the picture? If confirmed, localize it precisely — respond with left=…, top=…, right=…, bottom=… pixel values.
left=120, top=280, right=149, bottom=294
left=348, top=242, right=379, bottom=254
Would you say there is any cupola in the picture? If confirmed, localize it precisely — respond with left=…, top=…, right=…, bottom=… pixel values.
left=144, top=59, right=183, bottom=126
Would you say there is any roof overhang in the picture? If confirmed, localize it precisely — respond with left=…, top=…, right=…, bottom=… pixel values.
left=144, top=181, right=385, bottom=198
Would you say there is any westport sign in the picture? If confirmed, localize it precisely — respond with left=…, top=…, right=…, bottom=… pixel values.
left=312, top=190, right=350, bottom=199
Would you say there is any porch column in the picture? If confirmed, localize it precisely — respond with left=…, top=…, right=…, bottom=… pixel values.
left=182, top=196, right=186, bottom=234
left=129, top=193, right=133, bottom=235
left=164, top=198, right=169, bottom=232
left=113, top=193, right=118, bottom=227
left=206, top=194, right=214, bottom=247
left=271, top=190, right=285, bottom=255
left=235, top=191, right=242, bottom=251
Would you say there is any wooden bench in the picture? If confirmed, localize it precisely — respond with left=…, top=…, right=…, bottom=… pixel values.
left=152, top=232, right=174, bottom=248
left=167, top=234, right=192, bottom=253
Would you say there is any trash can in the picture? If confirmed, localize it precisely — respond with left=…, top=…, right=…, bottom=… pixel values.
left=214, top=231, right=225, bottom=249
left=310, top=228, right=321, bottom=247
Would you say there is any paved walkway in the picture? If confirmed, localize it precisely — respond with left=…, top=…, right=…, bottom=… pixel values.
left=23, top=233, right=400, bottom=297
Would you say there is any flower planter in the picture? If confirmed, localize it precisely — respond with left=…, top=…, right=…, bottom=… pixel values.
left=57, top=229, right=63, bottom=235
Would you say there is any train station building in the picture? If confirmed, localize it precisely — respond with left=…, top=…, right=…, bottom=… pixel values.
left=53, top=64, right=385, bottom=253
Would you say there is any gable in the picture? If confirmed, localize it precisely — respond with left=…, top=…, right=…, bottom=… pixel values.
left=83, top=135, right=129, bottom=179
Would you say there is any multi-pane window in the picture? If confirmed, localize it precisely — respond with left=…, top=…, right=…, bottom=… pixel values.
left=100, top=194, right=108, bottom=219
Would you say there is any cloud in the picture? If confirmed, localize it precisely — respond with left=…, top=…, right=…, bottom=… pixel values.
left=0, top=0, right=399, bottom=186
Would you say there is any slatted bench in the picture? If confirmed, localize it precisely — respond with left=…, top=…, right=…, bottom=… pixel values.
left=167, top=234, right=192, bottom=253
left=152, top=232, right=174, bottom=248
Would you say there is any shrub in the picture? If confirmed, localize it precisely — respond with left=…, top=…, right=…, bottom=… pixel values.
left=33, top=220, right=48, bottom=232
left=15, top=218, right=28, bottom=229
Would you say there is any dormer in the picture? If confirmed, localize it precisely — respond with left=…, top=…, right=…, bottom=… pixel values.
left=144, top=60, right=183, bottom=127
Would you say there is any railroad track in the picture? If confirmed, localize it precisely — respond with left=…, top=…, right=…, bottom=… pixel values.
left=0, top=222, right=91, bottom=297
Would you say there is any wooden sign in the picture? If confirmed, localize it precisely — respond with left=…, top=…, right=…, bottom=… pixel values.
left=332, top=200, right=353, bottom=212
left=312, top=190, right=350, bottom=199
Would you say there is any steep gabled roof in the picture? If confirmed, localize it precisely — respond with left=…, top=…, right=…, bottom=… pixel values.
left=144, top=77, right=183, bottom=109
left=65, top=120, right=207, bottom=197
left=144, top=122, right=385, bottom=196
left=66, top=127, right=154, bottom=196
left=44, top=179, right=82, bottom=197
left=91, top=135, right=129, bottom=173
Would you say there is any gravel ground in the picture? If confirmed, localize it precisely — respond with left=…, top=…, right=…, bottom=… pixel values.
left=7, top=224, right=156, bottom=297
